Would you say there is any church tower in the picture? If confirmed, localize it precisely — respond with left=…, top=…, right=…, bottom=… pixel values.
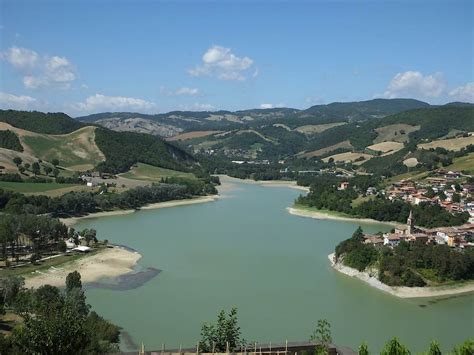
left=407, top=210, right=414, bottom=235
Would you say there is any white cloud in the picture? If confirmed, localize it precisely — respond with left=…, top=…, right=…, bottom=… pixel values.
left=378, top=71, right=446, bottom=99
left=160, top=86, right=200, bottom=96
left=449, top=82, right=474, bottom=103
left=71, top=94, right=157, bottom=114
left=2, top=46, right=77, bottom=89
left=1, top=47, right=38, bottom=69
left=0, top=92, right=37, bottom=110
left=188, top=45, right=255, bottom=81
left=259, top=103, right=285, bottom=109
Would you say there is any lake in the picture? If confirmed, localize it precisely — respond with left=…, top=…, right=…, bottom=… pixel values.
left=76, top=178, right=474, bottom=353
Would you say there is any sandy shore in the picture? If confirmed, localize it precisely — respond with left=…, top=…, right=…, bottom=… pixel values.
left=218, top=175, right=310, bottom=192
left=60, top=195, right=220, bottom=227
left=328, top=253, right=474, bottom=298
left=24, top=246, right=141, bottom=289
left=288, top=206, right=402, bottom=227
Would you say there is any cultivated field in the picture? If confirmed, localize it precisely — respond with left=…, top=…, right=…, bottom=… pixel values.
left=166, top=130, right=221, bottom=141
left=322, top=152, right=373, bottom=164
left=295, top=122, right=346, bottom=134
left=374, top=124, right=420, bottom=143
left=403, top=157, right=419, bottom=168
left=0, top=123, right=105, bottom=171
left=444, top=153, right=474, bottom=174
left=301, top=140, right=353, bottom=158
left=418, top=135, right=474, bottom=151
left=367, top=141, right=404, bottom=155
left=0, top=181, right=83, bottom=195
left=120, top=163, right=195, bottom=182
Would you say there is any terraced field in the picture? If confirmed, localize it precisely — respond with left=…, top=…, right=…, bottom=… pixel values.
left=418, top=135, right=474, bottom=151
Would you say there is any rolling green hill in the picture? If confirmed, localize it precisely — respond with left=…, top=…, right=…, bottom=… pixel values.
left=0, top=110, right=199, bottom=176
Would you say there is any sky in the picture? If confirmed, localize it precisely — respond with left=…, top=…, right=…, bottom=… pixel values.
left=0, top=0, right=473, bottom=116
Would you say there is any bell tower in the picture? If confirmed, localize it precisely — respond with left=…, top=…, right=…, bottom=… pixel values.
left=407, top=210, right=414, bottom=235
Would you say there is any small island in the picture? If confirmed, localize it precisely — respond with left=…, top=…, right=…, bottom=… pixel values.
left=331, top=212, right=474, bottom=298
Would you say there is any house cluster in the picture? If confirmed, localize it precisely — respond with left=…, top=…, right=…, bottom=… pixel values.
left=383, top=171, right=474, bottom=222
left=362, top=210, right=474, bottom=250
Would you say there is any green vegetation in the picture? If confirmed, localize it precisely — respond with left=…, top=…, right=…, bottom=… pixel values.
left=21, top=126, right=104, bottom=169
left=0, top=272, right=120, bottom=353
left=94, top=128, right=196, bottom=173
left=121, top=163, right=196, bottom=181
left=0, top=110, right=84, bottom=134
left=0, top=179, right=217, bottom=217
left=199, top=307, right=244, bottom=352
left=0, top=130, right=23, bottom=152
left=0, top=181, right=79, bottom=194
left=335, top=227, right=474, bottom=287
left=296, top=175, right=469, bottom=228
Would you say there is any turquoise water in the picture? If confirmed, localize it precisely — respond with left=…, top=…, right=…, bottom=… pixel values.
left=76, top=180, right=474, bottom=353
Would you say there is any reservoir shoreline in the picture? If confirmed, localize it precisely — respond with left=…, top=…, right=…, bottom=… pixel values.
left=328, top=253, right=474, bottom=298
left=24, top=246, right=141, bottom=289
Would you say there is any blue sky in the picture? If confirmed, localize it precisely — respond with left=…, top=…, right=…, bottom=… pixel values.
left=0, top=0, right=473, bottom=116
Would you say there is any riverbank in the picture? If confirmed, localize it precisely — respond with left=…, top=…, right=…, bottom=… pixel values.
left=24, top=246, right=141, bottom=289
left=218, top=175, right=310, bottom=192
left=60, top=195, right=220, bottom=227
left=288, top=205, right=403, bottom=227
left=328, top=253, right=474, bottom=298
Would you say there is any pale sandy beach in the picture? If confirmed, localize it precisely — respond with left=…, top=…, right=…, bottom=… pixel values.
left=288, top=206, right=403, bottom=227
left=328, top=253, right=474, bottom=298
left=24, top=246, right=141, bottom=289
left=218, top=175, right=310, bottom=192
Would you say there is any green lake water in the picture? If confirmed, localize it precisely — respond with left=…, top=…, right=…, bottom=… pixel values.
left=76, top=179, right=474, bottom=353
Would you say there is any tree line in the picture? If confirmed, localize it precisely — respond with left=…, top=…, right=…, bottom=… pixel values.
left=296, top=175, right=469, bottom=228
left=0, top=272, right=120, bottom=354
left=0, top=178, right=217, bottom=217
left=335, top=227, right=474, bottom=288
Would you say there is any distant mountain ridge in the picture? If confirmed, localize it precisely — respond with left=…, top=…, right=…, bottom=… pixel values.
left=76, top=98, right=434, bottom=137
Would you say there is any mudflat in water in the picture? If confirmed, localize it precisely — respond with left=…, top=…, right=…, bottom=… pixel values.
left=76, top=179, right=474, bottom=353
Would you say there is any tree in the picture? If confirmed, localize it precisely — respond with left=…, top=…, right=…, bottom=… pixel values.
left=18, top=166, right=25, bottom=174
left=380, top=337, right=410, bottom=355
left=12, top=157, right=22, bottom=167
left=53, top=168, right=60, bottom=178
left=199, top=307, right=244, bottom=352
left=31, top=162, right=41, bottom=176
left=452, top=339, right=474, bottom=355
left=359, top=342, right=369, bottom=355
left=58, top=240, right=67, bottom=253
left=52, top=159, right=59, bottom=167
left=0, top=276, right=25, bottom=308
left=66, top=271, right=82, bottom=293
left=44, top=166, right=53, bottom=176
left=24, top=163, right=30, bottom=170
left=452, top=193, right=461, bottom=203
left=352, top=226, right=364, bottom=242
left=427, top=341, right=441, bottom=355
left=310, top=319, right=332, bottom=354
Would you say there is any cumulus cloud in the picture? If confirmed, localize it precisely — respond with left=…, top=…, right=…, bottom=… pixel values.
left=188, top=45, right=255, bottom=81
left=71, top=94, right=157, bottom=114
left=449, top=82, right=474, bottom=103
left=0, top=92, right=37, bottom=110
left=259, top=103, right=285, bottom=109
left=160, top=86, right=200, bottom=96
left=378, top=71, right=446, bottom=99
left=1, top=47, right=38, bottom=69
left=1, top=46, right=77, bottom=89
